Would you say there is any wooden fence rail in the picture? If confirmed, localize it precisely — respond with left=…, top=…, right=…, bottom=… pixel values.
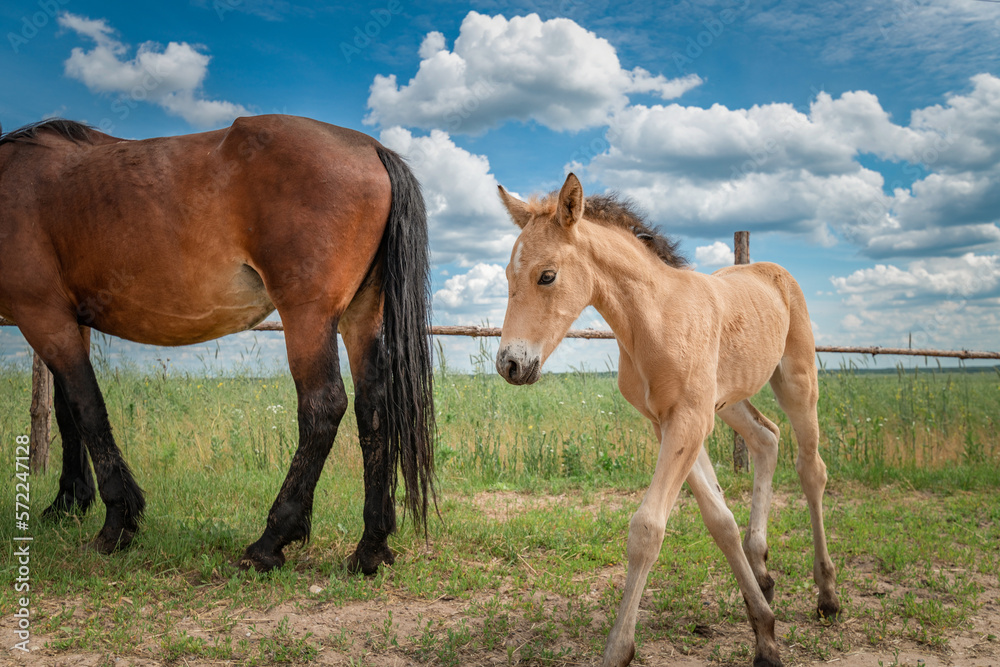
left=7, top=317, right=998, bottom=359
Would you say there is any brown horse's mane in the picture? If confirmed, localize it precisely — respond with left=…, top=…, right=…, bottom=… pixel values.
left=528, top=191, right=688, bottom=268
left=0, top=119, right=98, bottom=146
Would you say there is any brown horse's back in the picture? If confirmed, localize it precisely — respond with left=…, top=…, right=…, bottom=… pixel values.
left=0, top=115, right=389, bottom=345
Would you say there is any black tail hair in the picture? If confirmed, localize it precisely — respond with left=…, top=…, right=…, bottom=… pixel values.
left=374, top=145, right=436, bottom=533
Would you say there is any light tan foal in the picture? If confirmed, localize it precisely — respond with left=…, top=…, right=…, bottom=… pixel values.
left=495, top=174, right=839, bottom=667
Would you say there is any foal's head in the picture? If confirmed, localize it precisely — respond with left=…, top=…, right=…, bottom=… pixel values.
left=495, top=173, right=687, bottom=385
left=495, top=173, right=593, bottom=384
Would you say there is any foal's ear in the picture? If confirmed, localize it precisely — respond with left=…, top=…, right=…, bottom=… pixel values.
left=498, top=185, right=532, bottom=229
left=557, top=173, right=584, bottom=228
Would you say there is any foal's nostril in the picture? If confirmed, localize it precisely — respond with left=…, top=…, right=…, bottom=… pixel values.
left=507, top=359, right=519, bottom=380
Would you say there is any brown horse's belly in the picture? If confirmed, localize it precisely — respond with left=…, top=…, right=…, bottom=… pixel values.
left=82, top=264, right=276, bottom=347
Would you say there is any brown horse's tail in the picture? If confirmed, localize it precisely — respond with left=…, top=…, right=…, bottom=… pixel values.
left=374, top=145, right=436, bottom=534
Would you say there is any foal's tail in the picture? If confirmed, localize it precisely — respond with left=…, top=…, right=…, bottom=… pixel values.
left=374, top=145, right=436, bottom=533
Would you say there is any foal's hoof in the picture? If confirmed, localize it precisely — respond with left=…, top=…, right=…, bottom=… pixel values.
left=600, top=640, right=635, bottom=667
left=753, top=655, right=783, bottom=667
left=344, top=543, right=395, bottom=576
left=237, top=542, right=286, bottom=573
left=88, top=526, right=136, bottom=554
left=817, top=594, right=841, bottom=621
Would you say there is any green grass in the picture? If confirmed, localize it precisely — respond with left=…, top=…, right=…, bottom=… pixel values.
left=0, top=352, right=998, bottom=665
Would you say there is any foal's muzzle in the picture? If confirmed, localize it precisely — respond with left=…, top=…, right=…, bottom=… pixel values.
left=496, top=345, right=541, bottom=385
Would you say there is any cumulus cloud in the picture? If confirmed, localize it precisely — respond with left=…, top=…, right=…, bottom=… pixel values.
left=378, top=127, right=518, bottom=266
left=365, top=12, right=701, bottom=133
left=434, top=263, right=507, bottom=314
left=584, top=74, right=1000, bottom=258
left=831, top=253, right=1000, bottom=301
left=58, top=13, right=249, bottom=127
left=694, top=241, right=735, bottom=268
left=827, top=253, right=1000, bottom=350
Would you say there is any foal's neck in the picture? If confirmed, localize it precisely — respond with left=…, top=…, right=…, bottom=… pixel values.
left=584, top=223, right=683, bottom=354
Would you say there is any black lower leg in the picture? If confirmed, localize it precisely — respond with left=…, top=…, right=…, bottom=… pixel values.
left=52, top=364, right=145, bottom=552
left=344, top=340, right=396, bottom=575
left=239, top=377, right=347, bottom=572
left=43, top=381, right=96, bottom=518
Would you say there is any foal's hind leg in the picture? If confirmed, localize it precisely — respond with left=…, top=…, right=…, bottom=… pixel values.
left=687, top=448, right=782, bottom=667
left=43, top=326, right=97, bottom=518
left=340, top=286, right=397, bottom=575
left=770, top=360, right=840, bottom=618
left=20, top=315, right=144, bottom=552
left=718, top=400, right=780, bottom=602
left=239, top=306, right=348, bottom=572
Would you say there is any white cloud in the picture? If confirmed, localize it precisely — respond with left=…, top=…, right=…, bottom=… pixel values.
left=378, top=127, right=517, bottom=266
left=831, top=253, right=1000, bottom=300
left=825, top=253, right=1000, bottom=350
left=840, top=313, right=863, bottom=331
left=584, top=74, right=1000, bottom=257
left=58, top=13, right=249, bottom=128
left=694, top=241, right=734, bottom=268
left=434, top=263, right=507, bottom=314
left=365, top=11, right=701, bottom=133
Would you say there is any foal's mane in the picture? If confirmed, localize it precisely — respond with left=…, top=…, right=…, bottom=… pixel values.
left=0, top=119, right=98, bottom=146
left=530, top=191, right=688, bottom=268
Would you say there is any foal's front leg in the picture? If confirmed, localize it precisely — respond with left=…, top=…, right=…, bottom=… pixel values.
left=602, top=411, right=711, bottom=667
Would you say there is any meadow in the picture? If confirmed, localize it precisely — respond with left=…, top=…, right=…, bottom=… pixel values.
left=0, top=345, right=998, bottom=666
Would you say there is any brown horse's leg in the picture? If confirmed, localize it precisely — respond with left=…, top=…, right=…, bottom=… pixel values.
left=20, top=316, right=144, bottom=552
left=238, top=307, right=348, bottom=572
left=340, top=286, right=397, bottom=575
left=43, top=326, right=97, bottom=518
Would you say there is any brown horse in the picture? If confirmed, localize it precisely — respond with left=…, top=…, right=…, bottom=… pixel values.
left=495, top=174, right=839, bottom=667
left=0, top=115, right=434, bottom=574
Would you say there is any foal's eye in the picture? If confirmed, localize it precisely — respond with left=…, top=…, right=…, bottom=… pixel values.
left=538, top=270, right=556, bottom=285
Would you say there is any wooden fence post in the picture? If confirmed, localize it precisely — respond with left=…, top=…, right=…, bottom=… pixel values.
left=732, top=231, right=751, bottom=474
left=29, top=352, right=53, bottom=474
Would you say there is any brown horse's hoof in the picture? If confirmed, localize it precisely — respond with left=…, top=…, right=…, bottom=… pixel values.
left=88, top=526, right=136, bottom=554
left=237, top=544, right=286, bottom=573
left=344, top=543, right=395, bottom=576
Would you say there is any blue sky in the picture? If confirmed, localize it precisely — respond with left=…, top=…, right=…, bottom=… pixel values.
left=1, top=0, right=998, bottom=372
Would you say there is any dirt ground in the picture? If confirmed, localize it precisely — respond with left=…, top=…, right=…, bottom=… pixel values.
left=3, top=490, right=998, bottom=667
left=4, top=563, right=997, bottom=667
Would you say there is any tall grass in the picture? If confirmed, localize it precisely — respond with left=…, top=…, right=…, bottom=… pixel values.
left=0, top=346, right=997, bottom=498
